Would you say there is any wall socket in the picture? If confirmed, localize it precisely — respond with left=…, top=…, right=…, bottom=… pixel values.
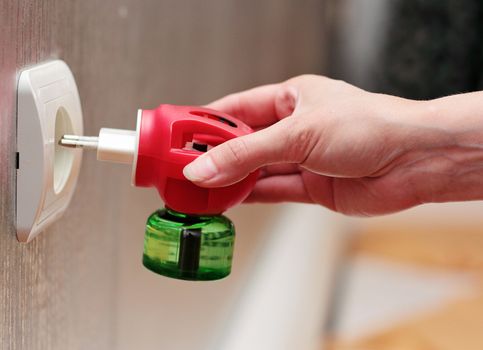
left=16, top=60, right=83, bottom=242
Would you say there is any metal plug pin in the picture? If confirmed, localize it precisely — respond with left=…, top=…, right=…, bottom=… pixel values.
left=59, top=135, right=99, bottom=150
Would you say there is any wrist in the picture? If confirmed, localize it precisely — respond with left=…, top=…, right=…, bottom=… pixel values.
left=406, top=96, right=483, bottom=203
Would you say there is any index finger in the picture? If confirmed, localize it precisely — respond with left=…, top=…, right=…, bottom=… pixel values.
left=206, top=83, right=296, bottom=128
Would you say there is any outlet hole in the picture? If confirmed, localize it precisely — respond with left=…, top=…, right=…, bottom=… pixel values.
left=54, top=107, right=75, bottom=194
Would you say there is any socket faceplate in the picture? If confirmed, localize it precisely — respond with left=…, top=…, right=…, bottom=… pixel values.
left=16, top=60, right=83, bottom=242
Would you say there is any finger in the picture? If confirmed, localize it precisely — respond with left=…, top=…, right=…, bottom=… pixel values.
left=244, top=174, right=312, bottom=203
left=206, top=83, right=297, bottom=128
left=183, top=118, right=310, bottom=187
left=259, top=163, right=300, bottom=178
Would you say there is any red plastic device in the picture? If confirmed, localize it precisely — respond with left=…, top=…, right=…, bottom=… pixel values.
left=134, top=104, right=259, bottom=215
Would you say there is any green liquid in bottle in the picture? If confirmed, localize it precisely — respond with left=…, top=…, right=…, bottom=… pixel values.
left=142, top=208, right=235, bottom=281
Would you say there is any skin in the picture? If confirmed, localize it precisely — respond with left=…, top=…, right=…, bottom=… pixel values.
left=183, top=74, right=483, bottom=216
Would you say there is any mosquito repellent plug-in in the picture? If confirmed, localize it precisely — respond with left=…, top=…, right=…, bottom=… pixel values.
left=60, top=105, right=258, bottom=281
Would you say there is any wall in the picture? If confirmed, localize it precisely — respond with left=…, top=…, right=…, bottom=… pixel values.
left=0, top=1, right=329, bottom=349
left=327, top=0, right=391, bottom=90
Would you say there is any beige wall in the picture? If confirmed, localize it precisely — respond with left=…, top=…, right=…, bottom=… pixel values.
left=0, top=1, right=329, bottom=349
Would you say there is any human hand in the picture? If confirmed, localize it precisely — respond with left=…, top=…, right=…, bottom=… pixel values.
left=183, top=75, right=483, bottom=215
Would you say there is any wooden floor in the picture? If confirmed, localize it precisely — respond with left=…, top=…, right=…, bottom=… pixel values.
left=327, top=219, right=483, bottom=350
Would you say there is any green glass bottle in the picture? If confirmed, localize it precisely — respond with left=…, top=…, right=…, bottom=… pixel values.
left=142, top=207, right=235, bottom=281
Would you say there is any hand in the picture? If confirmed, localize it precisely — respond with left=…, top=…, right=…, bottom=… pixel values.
left=183, top=75, right=483, bottom=215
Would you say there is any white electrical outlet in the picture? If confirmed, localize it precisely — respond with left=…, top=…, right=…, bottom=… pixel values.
left=16, top=60, right=83, bottom=242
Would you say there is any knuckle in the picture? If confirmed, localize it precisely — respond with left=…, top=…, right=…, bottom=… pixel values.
left=274, top=86, right=298, bottom=118
left=296, top=74, right=319, bottom=82
left=221, top=137, right=249, bottom=167
left=295, top=74, right=327, bottom=84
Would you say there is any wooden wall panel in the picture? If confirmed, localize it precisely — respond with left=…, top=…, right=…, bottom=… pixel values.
left=0, top=1, right=328, bottom=349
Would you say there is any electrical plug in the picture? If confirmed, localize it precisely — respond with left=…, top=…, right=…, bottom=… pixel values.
left=60, top=104, right=259, bottom=215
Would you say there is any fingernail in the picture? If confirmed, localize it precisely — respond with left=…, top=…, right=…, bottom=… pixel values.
left=183, top=156, right=218, bottom=182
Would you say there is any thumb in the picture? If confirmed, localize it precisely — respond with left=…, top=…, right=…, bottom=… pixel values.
left=183, top=118, right=308, bottom=187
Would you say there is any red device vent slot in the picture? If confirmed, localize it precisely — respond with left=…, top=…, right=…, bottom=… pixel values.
left=190, top=111, right=237, bottom=128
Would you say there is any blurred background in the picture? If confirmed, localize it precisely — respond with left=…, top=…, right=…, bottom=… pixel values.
left=1, top=0, right=483, bottom=349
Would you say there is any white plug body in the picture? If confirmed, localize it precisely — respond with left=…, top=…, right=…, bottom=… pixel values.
left=97, top=128, right=136, bottom=164
left=95, top=109, right=141, bottom=186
